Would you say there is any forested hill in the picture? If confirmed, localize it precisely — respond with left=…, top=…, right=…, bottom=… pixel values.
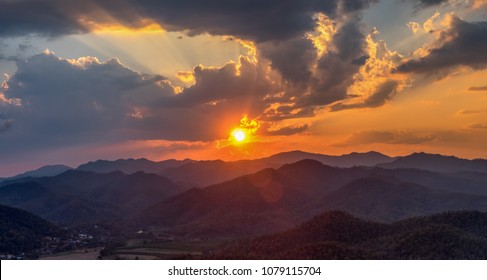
left=211, top=210, right=487, bottom=260
left=0, top=205, right=63, bottom=255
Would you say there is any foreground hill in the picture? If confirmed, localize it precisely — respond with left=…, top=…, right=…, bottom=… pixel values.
left=0, top=205, right=64, bottom=255
left=211, top=210, right=487, bottom=259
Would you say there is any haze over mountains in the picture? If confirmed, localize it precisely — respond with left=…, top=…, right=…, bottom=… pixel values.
left=1, top=150, right=487, bottom=259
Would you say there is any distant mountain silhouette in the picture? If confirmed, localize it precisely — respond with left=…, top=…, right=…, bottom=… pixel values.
left=263, top=150, right=393, bottom=168
left=159, top=159, right=278, bottom=188
left=77, top=158, right=193, bottom=175
left=157, top=152, right=390, bottom=188
left=27, top=150, right=391, bottom=188
left=378, top=152, right=487, bottom=173
left=0, top=170, right=186, bottom=225
left=0, top=165, right=72, bottom=183
left=140, top=160, right=376, bottom=237
left=0, top=205, right=63, bottom=255
left=211, top=210, right=487, bottom=259
left=367, top=168, right=487, bottom=196
left=137, top=160, right=487, bottom=238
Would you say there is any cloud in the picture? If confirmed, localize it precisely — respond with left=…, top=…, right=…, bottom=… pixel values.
left=457, top=109, right=487, bottom=115
left=0, top=119, right=12, bottom=134
left=1, top=0, right=393, bottom=121
left=271, top=14, right=372, bottom=114
left=330, top=80, right=400, bottom=111
left=258, top=37, right=317, bottom=85
left=0, top=1, right=87, bottom=38
left=396, top=17, right=487, bottom=75
left=472, top=0, right=487, bottom=9
left=407, top=22, right=422, bottom=33
left=328, top=28, right=406, bottom=111
left=467, top=123, right=487, bottom=129
left=333, top=130, right=437, bottom=147
left=17, top=43, right=32, bottom=52
left=469, top=86, right=487, bottom=91
left=165, top=57, right=278, bottom=110
left=408, top=0, right=448, bottom=8
left=265, top=124, right=309, bottom=136
left=0, top=51, right=284, bottom=158
left=0, top=0, right=376, bottom=41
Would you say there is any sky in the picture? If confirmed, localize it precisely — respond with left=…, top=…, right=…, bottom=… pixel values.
left=1, top=0, right=487, bottom=176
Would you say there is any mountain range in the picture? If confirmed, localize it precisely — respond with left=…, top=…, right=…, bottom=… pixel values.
left=4, top=150, right=487, bottom=188
left=1, top=150, right=487, bottom=259
left=137, top=159, right=487, bottom=238
left=0, top=170, right=186, bottom=225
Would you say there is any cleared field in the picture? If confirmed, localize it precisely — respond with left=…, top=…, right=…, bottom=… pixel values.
left=39, top=240, right=227, bottom=260
left=40, top=248, right=102, bottom=260
left=112, top=240, right=227, bottom=259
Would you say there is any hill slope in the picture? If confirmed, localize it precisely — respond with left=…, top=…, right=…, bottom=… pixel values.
left=212, top=211, right=487, bottom=259
left=0, top=205, right=63, bottom=255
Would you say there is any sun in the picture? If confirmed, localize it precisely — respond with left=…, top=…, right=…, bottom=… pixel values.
left=232, top=129, right=246, bottom=142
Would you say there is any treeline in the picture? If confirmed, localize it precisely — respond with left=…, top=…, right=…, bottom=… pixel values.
left=210, top=210, right=487, bottom=260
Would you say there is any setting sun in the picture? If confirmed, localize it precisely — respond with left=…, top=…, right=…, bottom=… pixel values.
left=232, top=129, right=246, bottom=142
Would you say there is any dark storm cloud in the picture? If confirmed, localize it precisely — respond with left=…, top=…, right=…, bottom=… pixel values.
left=333, top=130, right=437, bottom=147
left=396, top=17, right=487, bottom=75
